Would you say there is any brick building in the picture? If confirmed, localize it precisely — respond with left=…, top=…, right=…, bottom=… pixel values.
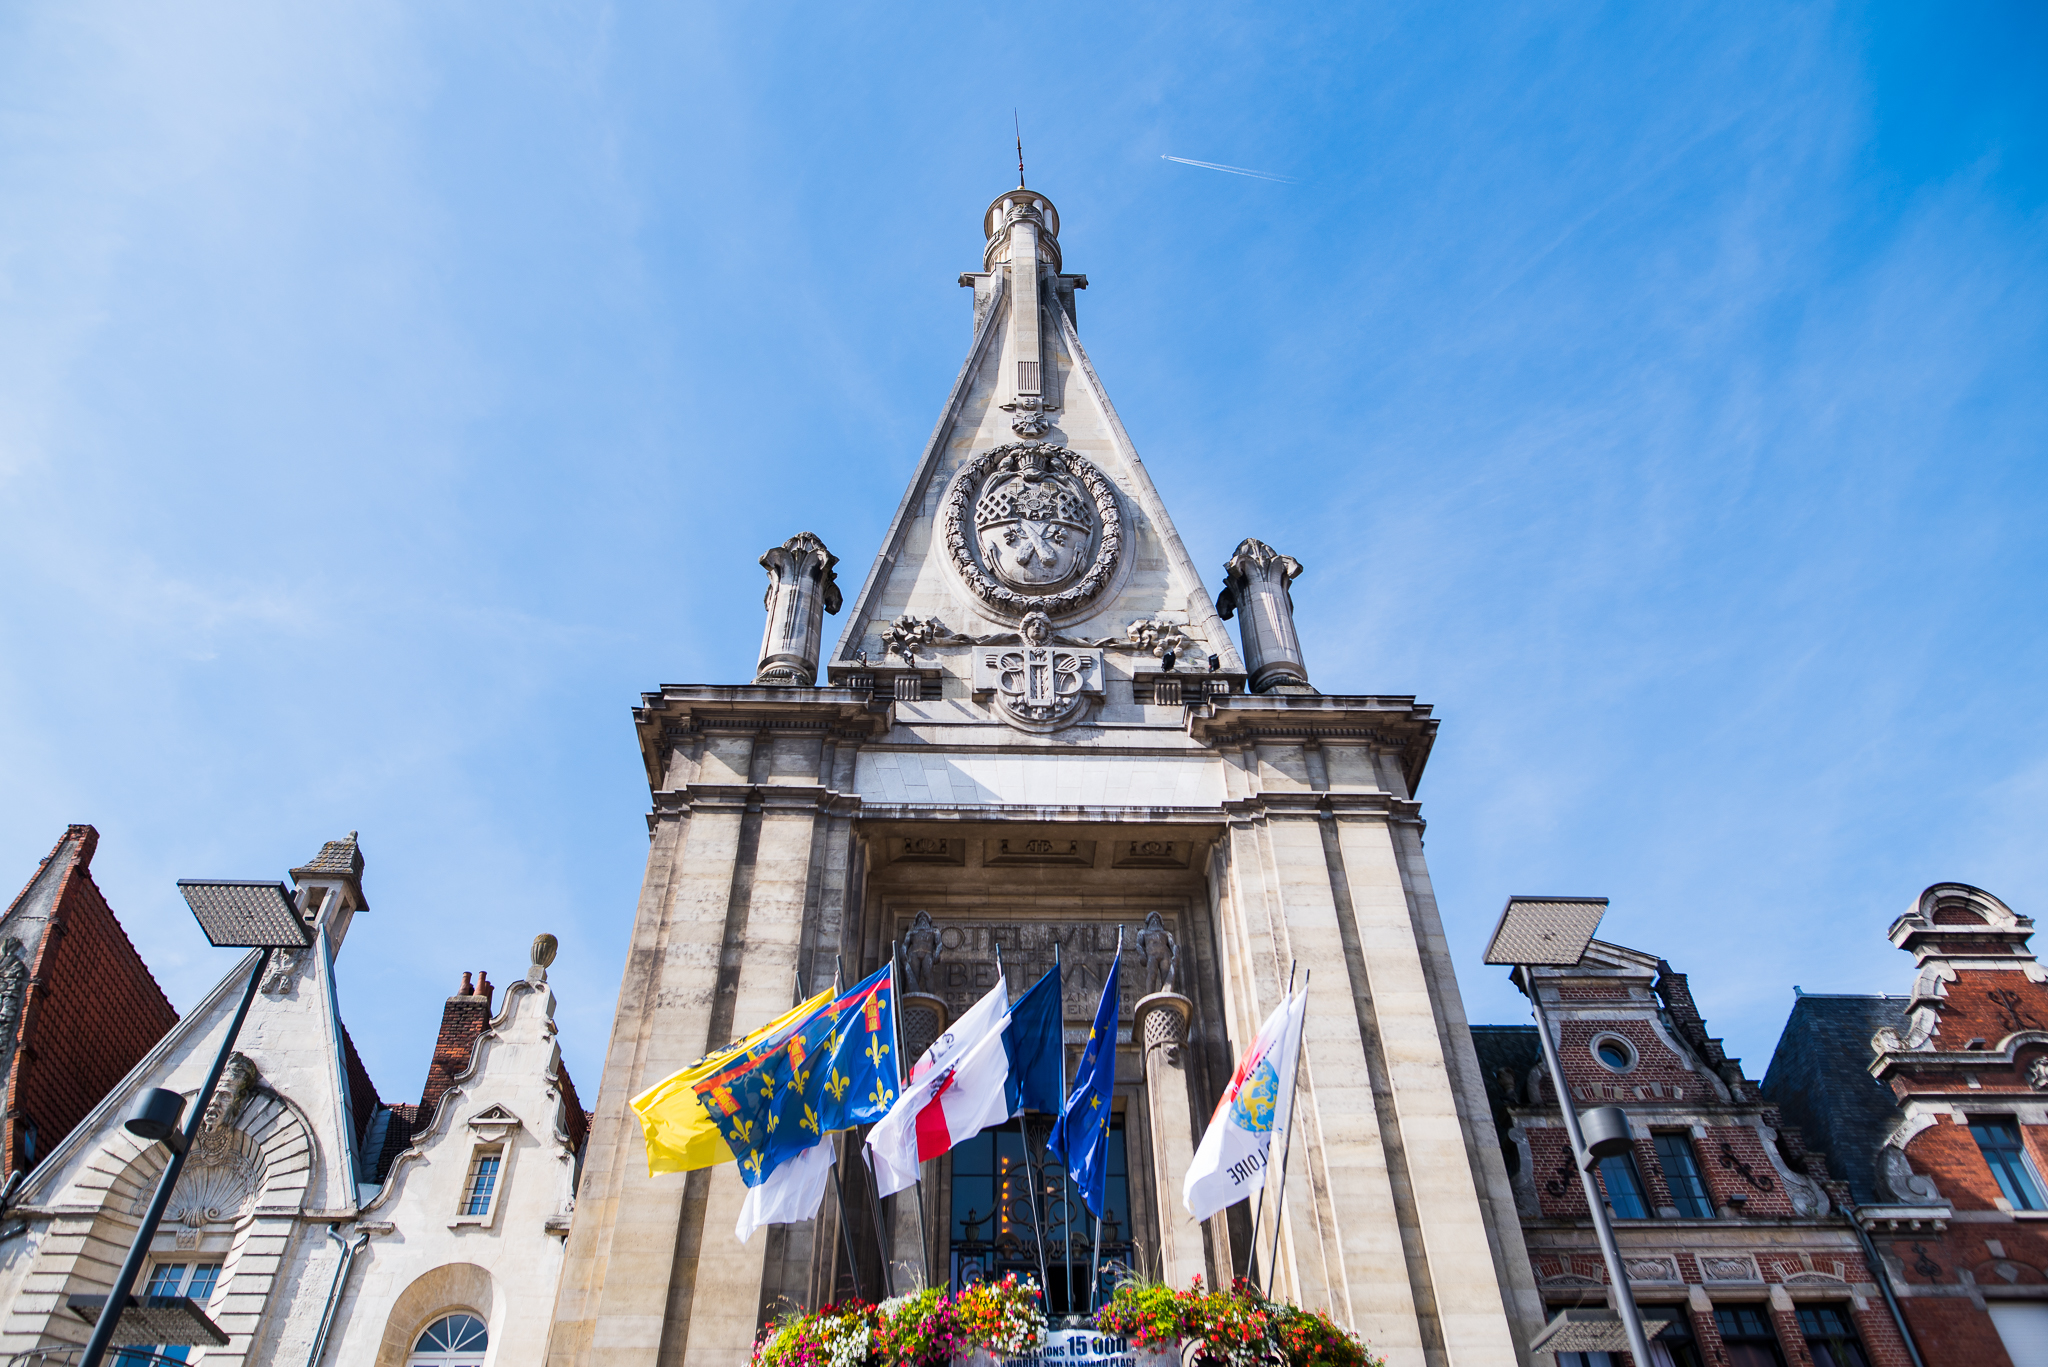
left=0, top=825, right=178, bottom=1181
left=1764, top=882, right=2048, bottom=1365
left=1476, top=937, right=1918, bottom=1367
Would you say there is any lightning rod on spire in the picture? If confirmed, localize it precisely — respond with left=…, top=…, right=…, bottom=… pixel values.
left=1015, top=111, right=1026, bottom=188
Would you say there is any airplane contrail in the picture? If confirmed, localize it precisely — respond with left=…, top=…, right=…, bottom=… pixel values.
left=1160, top=154, right=1297, bottom=184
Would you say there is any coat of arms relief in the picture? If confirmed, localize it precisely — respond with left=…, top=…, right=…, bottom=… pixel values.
left=941, top=443, right=1121, bottom=731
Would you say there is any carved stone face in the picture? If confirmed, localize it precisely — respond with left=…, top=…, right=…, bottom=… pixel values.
left=975, top=453, right=1093, bottom=591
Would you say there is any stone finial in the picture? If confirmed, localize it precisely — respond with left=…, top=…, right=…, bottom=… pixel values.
left=755, top=532, right=842, bottom=686
left=1217, top=538, right=1310, bottom=694
left=530, top=933, right=559, bottom=985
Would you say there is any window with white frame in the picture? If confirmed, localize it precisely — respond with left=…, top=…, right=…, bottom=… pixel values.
left=112, top=1262, right=223, bottom=1366
left=407, top=1313, right=488, bottom=1367
left=460, top=1144, right=504, bottom=1218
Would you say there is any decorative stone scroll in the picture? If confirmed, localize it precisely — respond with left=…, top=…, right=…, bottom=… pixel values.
left=943, top=445, right=1122, bottom=619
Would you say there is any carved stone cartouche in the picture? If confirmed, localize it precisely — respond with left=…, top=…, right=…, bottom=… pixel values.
left=943, top=444, right=1121, bottom=619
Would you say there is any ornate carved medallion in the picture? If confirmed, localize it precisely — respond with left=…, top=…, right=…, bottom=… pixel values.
left=943, top=444, right=1121, bottom=618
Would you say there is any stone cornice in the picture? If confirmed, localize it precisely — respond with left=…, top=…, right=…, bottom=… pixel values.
left=1187, top=693, right=1438, bottom=793
left=1872, top=1026, right=2048, bottom=1081
left=631, top=687, right=891, bottom=790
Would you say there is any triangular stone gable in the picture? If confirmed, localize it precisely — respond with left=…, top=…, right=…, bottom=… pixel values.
left=831, top=189, right=1243, bottom=678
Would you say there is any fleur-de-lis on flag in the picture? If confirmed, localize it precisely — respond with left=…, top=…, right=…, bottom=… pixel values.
left=865, top=1036, right=891, bottom=1069
left=825, top=1067, right=851, bottom=1103
left=800, top=1103, right=821, bottom=1136
left=729, top=1115, right=755, bottom=1146
left=742, top=1149, right=763, bottom=1183
left=869, top=1078, right=895, bottom=1110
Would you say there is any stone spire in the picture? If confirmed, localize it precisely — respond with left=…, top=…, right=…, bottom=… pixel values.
left=983, top=190, right=1064, bottom=438
left=755, top=532, right=841, bottom=685
left=1218, top=538, right=1311, bottom=693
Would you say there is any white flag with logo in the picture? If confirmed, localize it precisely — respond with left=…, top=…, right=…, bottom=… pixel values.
left=1183, top=988, right=1308, bottom=1221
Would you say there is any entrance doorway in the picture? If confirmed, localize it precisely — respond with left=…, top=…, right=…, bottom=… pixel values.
left=948, top=1117, right=1130, bottom=1315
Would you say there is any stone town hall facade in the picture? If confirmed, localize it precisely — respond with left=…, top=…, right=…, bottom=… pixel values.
left=546, top=185, right=1544, bottom=1366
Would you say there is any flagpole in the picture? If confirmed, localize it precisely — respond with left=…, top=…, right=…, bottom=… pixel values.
left=868, top=944, right=904, bottom=1296
left=829, top=1133, right=866, bottom=1303
left=995, top=942, right=1054, bottom=1306
left=1246, top=959, right=1296, bottom=1286
left=892, top=937, right=934, bottom=1291
left=1054, top=941, right=1073, bottom=1316
left=1263, top=969, right=1310, bottom=1300
left=1086, top=928, right=1122, bottom=1314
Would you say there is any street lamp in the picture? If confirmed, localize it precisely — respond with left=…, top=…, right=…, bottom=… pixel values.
left=1484, top=896, right=1654, bottom=1367
left=76, top=881, right=311, bottom=1367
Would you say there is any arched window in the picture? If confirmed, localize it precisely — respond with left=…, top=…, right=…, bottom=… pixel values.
left=408, top=1313, right=488, bottom=1366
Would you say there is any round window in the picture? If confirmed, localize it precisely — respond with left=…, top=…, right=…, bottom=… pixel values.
left=1592, top=1036, right=1635, bottom=1072
left=409, top=1313, right=488, bottom=1366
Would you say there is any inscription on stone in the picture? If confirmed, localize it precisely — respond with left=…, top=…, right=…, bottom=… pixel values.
left=894, top=915, right=1172, bottom=1023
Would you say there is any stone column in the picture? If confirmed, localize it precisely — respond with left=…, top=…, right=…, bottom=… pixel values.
left=1134, top=991, right=1209, bottom=1289
left=1217, top=538, right=1309, bottom=694
left=756, top=532, right=842, bottom=685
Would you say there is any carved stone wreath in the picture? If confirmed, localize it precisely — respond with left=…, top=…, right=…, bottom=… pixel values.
left=942, top=443, right=1122, bottom=619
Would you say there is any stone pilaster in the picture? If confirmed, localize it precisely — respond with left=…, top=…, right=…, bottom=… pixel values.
left=1217, top=539, right=1309, bottom=694
left=756, top=532, right=842, bottom=685
left=1133, top=991, right=1211, bottom=1289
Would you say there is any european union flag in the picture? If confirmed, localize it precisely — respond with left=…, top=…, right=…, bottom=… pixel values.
left=1050, top=948, right=1119, bottom=1218
left=1003, top=963, right=1063, bottom=1116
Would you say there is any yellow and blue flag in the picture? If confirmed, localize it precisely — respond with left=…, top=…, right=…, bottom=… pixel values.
left=695, top=966, right=898, bottom=1188
left=1050, top=948, right=1119, bottom=1218
left=629, top=988, right=832, bottom=1175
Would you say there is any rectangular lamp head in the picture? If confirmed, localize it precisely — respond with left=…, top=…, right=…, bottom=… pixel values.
left=1482, top=896, right=1608, bottom=967
left=177, top=880, right=312, bottom=950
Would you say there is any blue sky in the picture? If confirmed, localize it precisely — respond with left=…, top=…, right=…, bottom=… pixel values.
left=2, top=3, right=2043, bottom=1107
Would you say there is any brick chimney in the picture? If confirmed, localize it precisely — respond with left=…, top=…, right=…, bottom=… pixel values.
left=419, top=970, right=495, bottom=1124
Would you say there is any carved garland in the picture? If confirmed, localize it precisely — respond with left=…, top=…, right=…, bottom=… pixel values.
left=942, top=444, right=1122, bottom=618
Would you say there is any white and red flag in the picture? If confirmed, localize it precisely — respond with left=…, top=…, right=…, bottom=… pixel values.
left=865, top=982, right=1015, bottom=1196
left=1183, top=988, right=1309, bottom=1221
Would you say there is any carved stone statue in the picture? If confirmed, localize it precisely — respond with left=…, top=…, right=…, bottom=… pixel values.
left=2030, top=1056, right=2048, bottom=1092
left=0, top=938, right=27, bottom=1062
left=902, top=912, right=942, bottom=995
left=755, top=532, right=842, bottom=686
left=1136, top=912, right=1179, bottom=996
left=1217, top=538, right=1310, bottom=694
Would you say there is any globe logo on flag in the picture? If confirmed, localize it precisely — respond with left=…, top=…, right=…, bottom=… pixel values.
left=1232, top=1057, right=1281, bottom=1133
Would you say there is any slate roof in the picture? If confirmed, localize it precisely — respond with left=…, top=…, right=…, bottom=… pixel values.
left=1470, top=1025, right=1542, bottom=1176
left=1760, top=992, right=1910, bottom=1206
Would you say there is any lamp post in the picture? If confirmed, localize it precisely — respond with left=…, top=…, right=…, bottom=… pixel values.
left=1483, top=896, right=1653, bottom=1367
left=78, top=881, right=312, bottom=1367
